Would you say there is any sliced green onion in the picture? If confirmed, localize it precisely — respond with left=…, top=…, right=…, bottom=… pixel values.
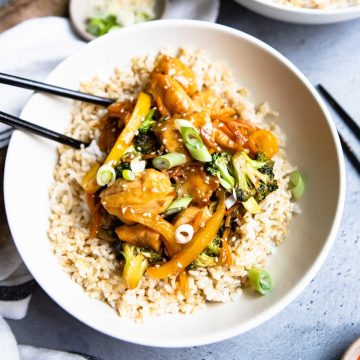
left=289, top=170, right=305, bottom=201
left=139, top=108, right=156, bottom=133
left=122, top=169, right=136, bottom=181
left=248, top=267, right=273, bottom=295
left=163, top=196, right=193, bottom=216
left=178, top=127, right=212, bottom=162
left=152, top=152, right=187, bottom=170
left=96, top=164, right=116, bottom=186
left=242, top=196, right=260, bottom=214
left=130, top=157, right=146, bottom=173
left=175, top=119, right=195, bottom=130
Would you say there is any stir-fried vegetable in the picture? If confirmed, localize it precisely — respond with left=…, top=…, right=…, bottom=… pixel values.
left=82, top=163, right=101, bottom=194
left=289, top=170, right=305, bottom=200
left=178, top=125, right=212, bottom=162
left=121, top=243, right=148, bottom=289
left=139, top=108, right=157, bottom=134
left=248, top=130, right=279, bottom=158
left=115, top=241, right=162, bottom=289
left=153, top=152, right=187, bottom=170
left=248, top=267, right=273, bottom=295
left=146, top=201, right=225, bottom=279
left=122, top=169, right=136, bottom=181
left=206, top=152, right=235, bottom=191
left=232, top=151, right=278, bottom=213
left=96, top=164, right=116, bottom=187
left=163, top=196, right=193, bottom=217
left=104, top=92, right=151, bottom=166
left=82, top=92, right=151, bottom=194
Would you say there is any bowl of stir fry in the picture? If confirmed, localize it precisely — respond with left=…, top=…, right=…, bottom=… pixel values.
left=4, top=20, right=345, bottom=347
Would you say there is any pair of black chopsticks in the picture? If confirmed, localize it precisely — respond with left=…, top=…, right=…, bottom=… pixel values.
left=317, top=85, right=360, bottom=175
left=0, top=73, right=116, bottom=149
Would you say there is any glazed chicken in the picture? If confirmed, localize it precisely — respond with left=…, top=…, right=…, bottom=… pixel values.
left=152, top=55, right=198, bottom=95
left=149, top=74, right=198, bottom=116
left=100, top=169, right=175, bottom=223
left=175, top=166, right=219, bottom=206
left=116, top=224, right=162, bottom=252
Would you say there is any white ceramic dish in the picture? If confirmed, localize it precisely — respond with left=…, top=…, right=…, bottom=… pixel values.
left=69, top=0, right=168, bottom=41
left=234, top=0, right=360, bottom=24
left=4, top=20, right=345, bottom=347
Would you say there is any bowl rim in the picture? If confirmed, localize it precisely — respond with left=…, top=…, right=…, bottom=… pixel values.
left=4, top=19, right=346, bottom=347
left=240, top=0, right=360, bottom=15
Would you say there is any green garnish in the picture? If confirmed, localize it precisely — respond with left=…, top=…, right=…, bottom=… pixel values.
left=248, top=267, right=273, bottom=295
left=96, top=164, right=116, bottom=186
left=139, top=108, right=157, bottom=134
left=122, top=169, right=136, bottom=181
left=178, top=126, right=212, bottom=162
left=153, top=152, right=187, bottom=170
left=163, top=196, right=193, bottom=217
left=86, top=15, right=118, bottom=37
left=289, top=170, right=305, bottom=201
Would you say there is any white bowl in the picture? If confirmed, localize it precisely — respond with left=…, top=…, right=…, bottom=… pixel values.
left=4, top=20, right=345, bottom=347
left=234, top=0, right=360, bottom=24
left=69, top=0, right=168, bottom=41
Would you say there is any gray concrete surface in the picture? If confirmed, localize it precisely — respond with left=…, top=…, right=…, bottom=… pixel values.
left=5, top=0, right=360, bottom=359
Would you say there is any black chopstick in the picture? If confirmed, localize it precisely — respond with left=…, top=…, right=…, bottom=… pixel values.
left=317, top=84, right=360, bottom=141
left=0, top=111, right=89, bottom=149
left=338, top=131, right=360, bottom=175
left=0, top=73, right=115, bottom=107
left=317, top=84, right=360, bottom=175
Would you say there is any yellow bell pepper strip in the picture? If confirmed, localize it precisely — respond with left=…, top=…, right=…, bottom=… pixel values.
left=82, top=163, right=101, bottom=194
left=146, top=201, right=225, bottom=279
left=82, top=92, right=151, bottom=194
left=121, top=208, right=182, bottom=257
left=178, top=271, right=190, bottom=296
left=104, top=92, right=151, bottom=166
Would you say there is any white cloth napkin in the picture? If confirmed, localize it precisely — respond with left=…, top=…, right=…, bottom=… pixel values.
left=0, top=2, right=219, bottom=358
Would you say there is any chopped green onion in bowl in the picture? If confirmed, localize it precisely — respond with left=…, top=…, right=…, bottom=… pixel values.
left=153, top=152, right=187, bottom=170
left=96, top=164, right=116, bottom=186
left=289, top=170, right=305, bottom=201
left=248, top=267, right=273, bottom=295
left=85, top=0, right=156, bottom=38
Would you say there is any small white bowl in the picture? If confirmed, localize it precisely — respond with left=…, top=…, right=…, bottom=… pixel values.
left=234, top=0, right=360, bottom=24
left=4, top=20, right=345, bottom=347
left=69, top=0, right=168, bottom=41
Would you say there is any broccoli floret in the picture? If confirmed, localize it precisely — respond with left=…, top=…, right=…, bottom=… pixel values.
left=232, top=151, right=278, bottom=211
left=134, top=132, right=160, bottom=154
left=138, top=108, right=156, bottom=134
left=188, top=237, right=221, bottom=270
left=204, top=236, right=221, bottom=256
left=205, top=152, right=235, bottom=191
left=138, top=247, right=164, bottom=264
left=112, top=241, right=163, bottom=288
left=193, top=253, right=218, bottom=268
left=121, top=243, right=148, bottom=289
